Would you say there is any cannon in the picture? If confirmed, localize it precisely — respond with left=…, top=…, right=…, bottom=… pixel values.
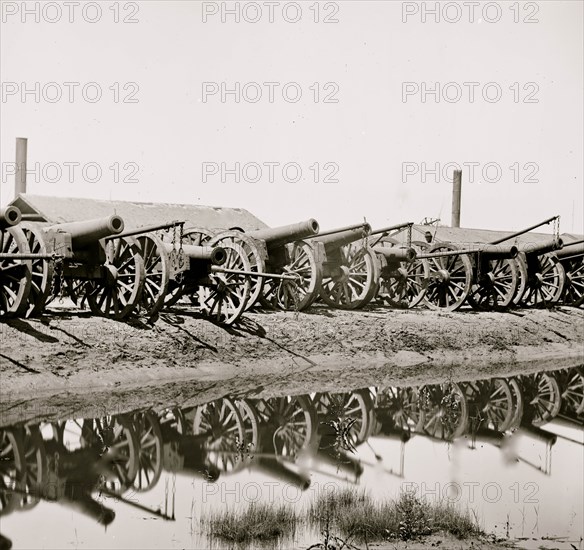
left=106, top=221, right=252, bottom=325
left=0, top=206, right=33, bottom=318
left=310, top=222, right=379, bottom=309
left=172, top=219, right=322, bottom=312
left=554, top=239, right=584, bottom=307
left=488, top=216, right=565, bottom=307
left=368, top=222, right=429, bottom=309
left=19, top=214, right=148, bottom=319
left=384, top=223, right=520, bottom=311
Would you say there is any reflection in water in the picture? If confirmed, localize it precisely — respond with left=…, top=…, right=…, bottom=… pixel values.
left=0, top=367, right=582, bottom=548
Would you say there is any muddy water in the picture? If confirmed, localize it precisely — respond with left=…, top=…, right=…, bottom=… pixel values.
left=0, top=367, right=582, bottom=549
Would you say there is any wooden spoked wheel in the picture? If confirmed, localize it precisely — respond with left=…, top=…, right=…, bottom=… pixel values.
left=319, top=244, right=379, bottom=310
left=376, top=253, right=429, bottom=309
left=0, top=226, right=32, bottom=318
left=0, top=429, right=25, bottom=515
left=235, top=400, right=260, bottom=464
left=261, top=241, right=322, bottom=311
left=21, top=225, right=53, bottom=317
left=197, top=242, right=251, bottom=325
left=18, top=426, right=46, bottom=510
left=254, top=395, right=317, bottom=459
left=555, top=368, right=584, bottom=416
left=467, top=258, right=518, bottom=311
left=313, top=390, right=374, bottom=447
left=507, top=378, right=524, bottom=429
left=209, top=231, right=265, bottom=311
left=57, top=416, right=139, bottom=493
left=424, top=245, right=472, bottom=312
left=560, top=254, right=584, bottom=307
left=375, top=386, right=424, bottom=433
left=512, top=254, right=529, bottom=305
left=521, top=253, right=566, bottom=307
left=464, top=379, right=515, bottom=432
left=523, top=372, right=562, bottom=426
left=136, top=234, right=169, bottom=319
left=418, top=382, right=469, bottom=441
left=193, top=398, right=246, bottom=473
left=130, top=411, right=163, bottom=492
left=86, top=237, right=145, bottom=319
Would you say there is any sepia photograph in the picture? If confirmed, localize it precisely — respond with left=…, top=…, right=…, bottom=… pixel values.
left=0, top=1, right=582, bottom=549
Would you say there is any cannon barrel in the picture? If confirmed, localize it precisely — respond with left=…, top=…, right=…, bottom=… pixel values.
left=476, top=243, right=518, bottom=259
left=313, top=224, right=371, bottom=251
left=163, top=243, right=226, bottom=265
left=0, top=206, right=22, bottom=229
left=518, top=238, right=563, bottom=256
left=373, top=246, right=417, bottom=263
left=49, top=215, right=124, bottom=248
left=247, top=219, right=320, bottom=249
left=370, top=222, right=413, bottom=236
left=555, top=241, right=584, bottom=259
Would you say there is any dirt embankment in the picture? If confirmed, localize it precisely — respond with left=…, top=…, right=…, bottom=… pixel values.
left=0, top=305, right=582, bottom=426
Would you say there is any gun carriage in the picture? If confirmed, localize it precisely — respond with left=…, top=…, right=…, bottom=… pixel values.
left=309, top=222, right=379, bottom=309
left=488, top=216, right=565, bottom=307
left=167, top=219, right=322, bottom=312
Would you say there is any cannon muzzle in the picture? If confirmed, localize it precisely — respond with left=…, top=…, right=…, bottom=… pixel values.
left=49, top=215, right=124, bottom=248
left=518, top=238, right=563, bottom=256
left=313, top=223, right=371, bottom=251
left=163, top=243, right=226, bottom=265
left=555, top=241, right=584, bottom=259
left=0, top=206, right=22, bottom=229
left=373, top=246, right=417, bottom=263
left=476, top=243, right=518, bottom=259
left=248, top=219, right=319, bottom=249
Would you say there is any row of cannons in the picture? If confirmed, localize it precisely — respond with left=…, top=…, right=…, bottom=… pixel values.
left=1, top=207, right=583, bottom=325
left=0, top=367, right=582, bottom=538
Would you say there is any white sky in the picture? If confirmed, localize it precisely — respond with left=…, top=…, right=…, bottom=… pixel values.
left=1, top=0, right=582, bottom=233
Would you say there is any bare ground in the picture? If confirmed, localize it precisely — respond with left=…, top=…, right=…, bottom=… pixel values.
left=0, top=304, right=582, bottom=427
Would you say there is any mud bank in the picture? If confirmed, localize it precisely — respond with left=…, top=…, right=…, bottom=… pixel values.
left=0, top=305, right=582, bottom=426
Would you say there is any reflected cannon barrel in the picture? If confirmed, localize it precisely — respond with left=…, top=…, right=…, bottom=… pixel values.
left=518, top=424, right=558, bottom=446
left=255, top=457, right=311, bottom=489
left=0, top=206, right=22, bottom=229
left=48, top=215, right=125, bottom=248
left=373, top=246, right=417, bottom=263
left=518, top=238, right=563, bottom=256
left=248, top=219, right=320, bottom=249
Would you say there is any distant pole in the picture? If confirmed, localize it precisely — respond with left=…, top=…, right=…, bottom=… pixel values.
left=451, top=169, right=462, bottom=228
left=15, top=137, right=28, bottom=196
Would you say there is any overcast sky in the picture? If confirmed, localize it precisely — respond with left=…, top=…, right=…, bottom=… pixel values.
left=1, top=0, right=582, bottom=233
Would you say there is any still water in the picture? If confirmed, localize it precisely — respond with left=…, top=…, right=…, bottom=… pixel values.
left=1, top=367, right=582, bottom=549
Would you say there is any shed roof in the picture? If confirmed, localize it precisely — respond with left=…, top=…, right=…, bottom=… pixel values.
left=9, top=194, right=268, bottom=231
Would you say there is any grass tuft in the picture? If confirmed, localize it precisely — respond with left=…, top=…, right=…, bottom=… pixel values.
left=203, top=501, right=298, bottom=544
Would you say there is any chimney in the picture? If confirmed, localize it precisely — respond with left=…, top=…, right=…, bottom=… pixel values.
left=15, top=137, right=27, bottom=196
left=451, top=169, right=462, bottom=228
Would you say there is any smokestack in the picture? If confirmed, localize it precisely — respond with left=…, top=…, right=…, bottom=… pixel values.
left=15, top=137, right=27, bottom=196
left=451, top=169, right=462, bottom=228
